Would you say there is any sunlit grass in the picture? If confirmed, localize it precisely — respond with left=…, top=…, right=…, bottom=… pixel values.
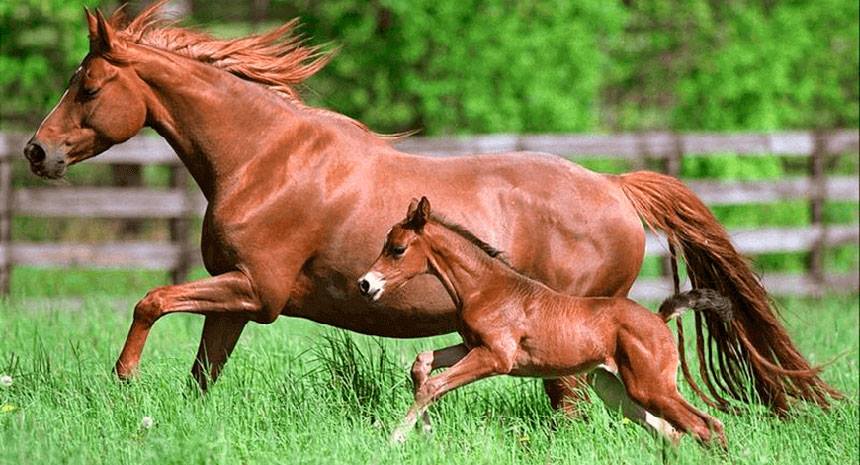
left=1, top=285, right=857, bottom=464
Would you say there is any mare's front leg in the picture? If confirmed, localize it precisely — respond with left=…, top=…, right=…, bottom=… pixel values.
left=410, top=344, right=469, bottom=432
left=114, top=271, right=264, bottom=381
left=392, top=346, right=505, bottom=444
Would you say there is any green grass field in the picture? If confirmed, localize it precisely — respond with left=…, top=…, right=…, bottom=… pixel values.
left=0, top=270, right=857, bottom=465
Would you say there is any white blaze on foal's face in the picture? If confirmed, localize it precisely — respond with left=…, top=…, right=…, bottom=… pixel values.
left=358, top=271, right=386, bottom=301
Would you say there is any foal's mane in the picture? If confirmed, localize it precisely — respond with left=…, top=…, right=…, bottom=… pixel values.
left=104, top=1, right=381, bottom=137
left=430, top=215, right=512, bottom=267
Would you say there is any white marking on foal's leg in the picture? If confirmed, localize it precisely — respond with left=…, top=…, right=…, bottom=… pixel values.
left=591, top=368, right=679, bottom=443
left=411, top=351, right=435, bottom=434
left=390, top=408, right=423, bottom=444
left=598, top=363, right=618, bottom=375
left=645, top=411, right=681, bottom=443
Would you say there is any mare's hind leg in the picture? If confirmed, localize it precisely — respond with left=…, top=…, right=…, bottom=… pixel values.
left=590, top=368, right=681, bottom=443
left=190, top=315, right=249, bottom=392
left=544, top=376, right=591, bottom=417
left=410, top=344, right=469, bottom=432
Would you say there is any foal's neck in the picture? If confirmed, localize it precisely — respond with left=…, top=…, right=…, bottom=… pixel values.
left=424, top=223, right=522, bottom=308
left=133, top=45, right=303, bottom=200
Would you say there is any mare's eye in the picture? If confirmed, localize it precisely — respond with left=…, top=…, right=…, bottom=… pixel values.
left=82, top=87, right=100, bottom=98
left=391, top=245, right=407, bottom=256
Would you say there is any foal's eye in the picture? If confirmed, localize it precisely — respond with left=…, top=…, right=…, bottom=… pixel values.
left=391, top=245, right=407, bottom=256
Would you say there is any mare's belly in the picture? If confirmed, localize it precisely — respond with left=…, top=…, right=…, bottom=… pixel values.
left=283, top=271, right=460, bottom=338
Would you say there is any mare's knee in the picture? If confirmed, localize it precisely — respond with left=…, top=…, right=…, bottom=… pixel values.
left=134, top=286, right=170, bottom=325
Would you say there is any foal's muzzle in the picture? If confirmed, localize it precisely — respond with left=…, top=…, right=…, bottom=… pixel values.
left=357, top=272, right=385, bottom=301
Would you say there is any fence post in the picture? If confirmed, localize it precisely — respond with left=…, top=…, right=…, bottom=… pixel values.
left=169, top=165, right=193, bottom=284
left=0, top=151, right=12, bottom=295
left=808, top=130, right=828, bottom=297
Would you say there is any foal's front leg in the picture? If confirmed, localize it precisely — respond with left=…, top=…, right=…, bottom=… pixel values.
left=410, top=344, right=469, bottom=432
left=392, top=346, right=503, bottom=444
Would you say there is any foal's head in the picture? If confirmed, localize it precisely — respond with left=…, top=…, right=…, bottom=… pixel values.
left=25, top=9, right=150, bottom=179
left=358, top=197, right=434, bottom=301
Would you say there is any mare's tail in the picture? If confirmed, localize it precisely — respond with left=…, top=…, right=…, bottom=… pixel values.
left=618, top=171, right=840, bottom=415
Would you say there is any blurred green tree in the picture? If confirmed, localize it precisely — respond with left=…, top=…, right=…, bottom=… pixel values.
left=0, top=1, right=98, bottom=129
left=1, top=0, right=857, bottom=134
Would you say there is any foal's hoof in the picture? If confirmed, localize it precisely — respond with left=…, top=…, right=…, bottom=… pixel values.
left=390, top=428, right=410, bottom=445
left=421, top=422, right=433, bottom=434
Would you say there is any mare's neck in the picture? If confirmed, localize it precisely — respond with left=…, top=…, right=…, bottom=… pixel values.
left=424, top=223, right=520, bottom=308
left=134, top=45, right=299, bottom=200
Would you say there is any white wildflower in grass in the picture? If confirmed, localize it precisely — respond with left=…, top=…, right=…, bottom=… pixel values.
left=0, top=374, right=12, bottom=387
left=140, top=416, right=155, bottom=429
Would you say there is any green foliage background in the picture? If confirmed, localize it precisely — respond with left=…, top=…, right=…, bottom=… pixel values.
left=2, top=0, right=857, bottom=134
left=1, top=0, right=857, bottom=276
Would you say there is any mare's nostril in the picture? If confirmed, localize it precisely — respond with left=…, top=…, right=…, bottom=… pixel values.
left=24, top=142, right=46, bottom=164
left=358, top=279, right=370, bottom=295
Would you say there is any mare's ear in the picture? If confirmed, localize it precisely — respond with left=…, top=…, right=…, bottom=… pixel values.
left=89, top=9, right=119, bottom=54
left=85, top=8, right=97, bottom=37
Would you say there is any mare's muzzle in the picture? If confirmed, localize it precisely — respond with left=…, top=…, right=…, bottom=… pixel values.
left=24, top=139, right=66, bottom=179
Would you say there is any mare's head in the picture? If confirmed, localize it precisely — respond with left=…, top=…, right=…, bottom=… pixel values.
left=24, top=2, right=349, bottom=180
left=358, top=197, right=434, bottom=301
left=25, top=9, right=149, bottom=179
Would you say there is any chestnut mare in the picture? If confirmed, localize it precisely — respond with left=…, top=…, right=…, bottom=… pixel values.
left=25, top=3, right=836, bottom=414
left=358, top=197, right=729, bottom=445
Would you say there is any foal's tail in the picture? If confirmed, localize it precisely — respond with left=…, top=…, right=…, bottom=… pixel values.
left=618, top=171, right=840, bottom=415
left=659, top=289, right=732, bottom=324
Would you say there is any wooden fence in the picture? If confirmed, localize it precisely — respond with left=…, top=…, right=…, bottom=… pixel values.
left=1, top=130, right=857, bottom=299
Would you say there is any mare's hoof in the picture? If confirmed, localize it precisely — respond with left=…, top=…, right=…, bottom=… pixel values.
left=113, top=364, right=135, bottom=383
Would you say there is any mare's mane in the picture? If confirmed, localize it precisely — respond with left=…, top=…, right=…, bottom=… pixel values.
left=103, top=1, right=382, bottom=137
left=429, top=215, right=512, bottom=267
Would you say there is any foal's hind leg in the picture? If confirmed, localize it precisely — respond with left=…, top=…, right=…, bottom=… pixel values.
left=675, top=395, right=727, bottom=448
left=619, top=361, right=725, bottom=445
left=616, top=328, right=726, bottom=447
left=590, top=368, right=681, bottom=443
left=410, top=344, right=469, bottom=432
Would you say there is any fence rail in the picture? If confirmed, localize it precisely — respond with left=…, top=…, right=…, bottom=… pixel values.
left=1, top=129, right=858, bottom=298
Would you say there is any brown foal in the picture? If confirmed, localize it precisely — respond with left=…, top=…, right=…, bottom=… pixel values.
left=359, top=198, right=729, bottom=446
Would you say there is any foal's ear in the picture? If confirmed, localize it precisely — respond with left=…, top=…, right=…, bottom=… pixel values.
left=405, top=196, right=430, bottom=231
left=417, top=196, right=431, bottom=221
left=405, top=198, right=420, bottom=220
